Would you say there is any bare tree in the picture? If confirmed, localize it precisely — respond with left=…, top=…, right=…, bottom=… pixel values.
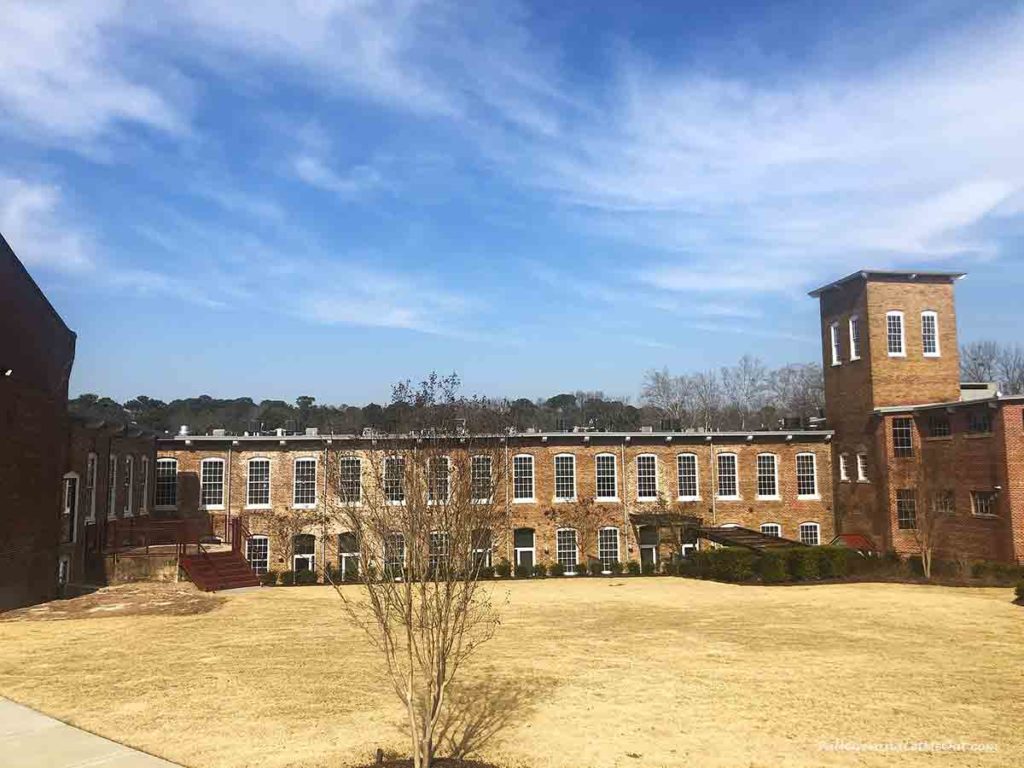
left=690, top=370, right=722, bottom=431
left=960, top=341, right=1001, bottom=383
left=326, top=377, right=509, bottom=768
left=997, top=344, right=1024, bottom=395
left=640, top=368, right=691, bottom=427
left=544, top=495, right=602, bottom=571
left=256, top=507, right=320, bottom=573
left=721, top=355, right=768, bottom=429
left=913, top=491, right=955, bottom=580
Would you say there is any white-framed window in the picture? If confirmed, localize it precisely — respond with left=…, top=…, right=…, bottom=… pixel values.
left=140, top=456, right=150, bottom=514
left=200, top=458, right=225, bottom=509
left=85, top=452, right=97, bottom=521
left=556, top=528, right=579, bottom=573
left=796, top=453, right=818, bottom=498
left=921, top=311, right=940, bottom=357
left=338, top=532, right=360, bottom=580
left=155, top=458, right=177, bottom=509
left=293, top=533, right=316, bottom=573
left=598, top=527, right=619, bottom=572
left=384, top=456, right=405, bottom=504
left=107, top=455, right=117, bottom=519
left=756, top=453, right=778, bottom=499
left=849, top=315, right=862, bottom=360
left=61, top=472, right=79, bottom=544
left=384, top=532, right=405, bottom=577
left=471, top=455, right=493, bottom=502
left=554, top=454, right=576, bottom=501
left=513, top=528, right=535, bottom=568
left=247, top=458, right=271, bottom=508
left=472, top=528, right=492, bottom=569
left=799, top=522, right=821, bottom=546
left=246, top=534, right=269, bottom=575
left=892, top=417, right=914, bottom=457
left=839, top=453, right=850, bottom=482
left=971, top=490, right=998, bottom=517
left=123, top=455, right=135, bottom=516
left=513, top=454, right=534, bottom=501
left=760, top=523, right=781, bottom=538
left=338, top=456, right=361, bottom=504
left=830, top=322, right=841, bottom=366
left=896, top=489, right=917, bottom=529
left=293, top=457, right=317, bottom=507
left=595, top=453, right=618, bottom=500
left=636, top=454, right=658, bottom=500
left=857, top=453, right=869, bottom=482
left=428, top=531, right=450, bottom=574
left=886, top=311, right=905, bottom=357
left=677, top=453, right=699, bottom=500
left=716, top=453, right=739, bottom=499
left=428, top=457, right=450, bottom=504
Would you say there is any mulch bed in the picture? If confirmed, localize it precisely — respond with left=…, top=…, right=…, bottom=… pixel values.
left=0, top=582, right=225, bottom=621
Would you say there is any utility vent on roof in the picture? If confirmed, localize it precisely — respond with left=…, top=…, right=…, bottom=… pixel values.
left=275, top=428, right=286, bottom=437
left=211, top=428, right=227, bottom=437
left=305, top=427, right=319, bottom=436
left=178, top=425, right=190, bottom=436
left=640, top=426, right=654, bottom=433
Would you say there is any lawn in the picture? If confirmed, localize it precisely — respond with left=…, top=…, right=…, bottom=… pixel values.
left=1, top=578, right=1021, bottom=768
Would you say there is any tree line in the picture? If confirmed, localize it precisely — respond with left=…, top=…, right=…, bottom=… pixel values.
left=960, top=341, right=1024, bottom=395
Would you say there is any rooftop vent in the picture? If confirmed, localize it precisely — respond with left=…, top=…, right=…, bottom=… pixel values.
left=275, top=427, right=286, bottom=437
left=640, top=425, right=654, bottom=433
left=211, top=428, right=227, bottom=437
left=305, top=427, right=319, bottom=436
left=178, top=425, right=190, bottom=436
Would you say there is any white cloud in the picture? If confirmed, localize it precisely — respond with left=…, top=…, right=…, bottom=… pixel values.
left=0, top=177, right=92, bottom=271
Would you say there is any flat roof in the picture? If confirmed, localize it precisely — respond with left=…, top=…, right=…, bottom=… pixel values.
left=808, top=269, right=966, bottom=298
left=874, top=394, right=1024, bottom=415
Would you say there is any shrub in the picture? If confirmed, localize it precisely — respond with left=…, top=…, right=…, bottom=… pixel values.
left=279, top=570, right=295, bottom=586
left=295, top=569, right=318, bottom=585
left=532, top=563, right=547, bottom=578
left=989, top=562, right=1023, bottom=585
left=609, top=560, right=624, bottom=575
left=1015, top=581, right=1024, bottom=602
left=478, top=565, right=495, bottom=580
left=548, top=562, right=565, bottom=577
left=260, top=570, right=279, bottom=587
left=660, top=560, right=677, bottom=576
left=757, top=551, right=788, bottom=584
left=641, top=560, right=658, bottom=576
left=514, top=563, right=532, bottom=578
left=682, top=552, right=712, bottom=579
left=971, top=561, right=989, bottom=580
left=818, top=547, right=850, bottom=579
left=495, top=560, right=512, bottom=578
left=787, top=549, right=820, bottom=581
left=626, top=560, right=641, bottom=576
left=709, top=548, right=756, bottom=582
left=576, top=561, right=590, bottom=576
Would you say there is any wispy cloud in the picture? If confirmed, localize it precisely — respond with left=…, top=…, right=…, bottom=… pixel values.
left=0, top=176, right=93, bottom=271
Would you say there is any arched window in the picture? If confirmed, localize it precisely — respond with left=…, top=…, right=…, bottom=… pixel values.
left=799, top=522, right=821, bottom=546
left=293, top=457, right=317, bottom=508
left=513, top=528, right=535, bottom=569
left=200, top=458, right=225, bottom=509
left=246, top=458, right=271, bottom=508
left=636, top=454, right=658, bottom=500
left=513, top=455, right=534, bottom=501
left=246, top=534, right=269, bottom=574
left=760, top=523, right=781, bottom=538
left=338, top=456, right=361, bottom=504
left=554, top=454, right=576, bottom=501
left=155, top=458, right=177, bottom=509
left=61, top=472, right=79, bottom=545
left=556, top=528, right=578, bottom=573
left=796, top=453, right=819, bottom=498
left=921, top=311, right=940, bottom=357
left=716, top=453, right=739, bottom=499
left=595, top=453, right=617, bottom=500
left=293, top=533, right=316, bottom=572
left=677, top=453, right=699, bottom=500
left=886, top=311, right=905, bottom=357
left=597, top=527, right=619, bottom=572
left=756, top=453, right=778, bottom=499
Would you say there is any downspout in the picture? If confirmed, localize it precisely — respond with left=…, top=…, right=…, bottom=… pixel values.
left=505, top=439, right=511, bottom=569
left=620, top=440, right=629, bottom=560
left=321, top=438, right=329, bottom=578
left=709, top=436, right=717, bottom=527
left=226, top=444, right=233, bottom=543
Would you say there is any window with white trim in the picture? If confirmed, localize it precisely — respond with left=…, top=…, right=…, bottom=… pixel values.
left=384, top=457, right=405, bottom=504
left=796, top=453, right=818, bottom=498
left=760, top=523, right=781, bottom=538
left=247, top=458, right=271, bottom=507
left=756, top=454, right=778, bottom=498
left=886, top=311, right=905, bottom=356
left=839, top=453, right=850, bottom=482
left=554, top=454, right=576, bottom=501
left=293, top=533, right=315, bottom=572
left=595, top=454, right=617, bottom=500
left=830, top=322, right=841, bottom=366
left=598, top=527, right=619, bottom=572
left=85, top=452, right=97, bottom=521
left=246, top=535, right=269, bottom=574
left=716, top=453, right=738, bottom=499
left=140, top=457, right=150, bottom=514
left=556, top=528, right=578, bottom=573
left=429, top=531, right=450, bottom=575
left=200, top=458, right=225, bottom=508
left=338, top=457, right=361, bottom=504
left=107, top=455, right=117, bottom=519
left=799, top=522, right=820, bottom=546
left=293, top=457, right=317, bottom=507
left=896, top=489, right=917, bottom=529
left=849, top=315, right=862, bottom=360
left=428, top=457, right=450, bottom=504
left=471, top=455, right=492, bottom=501
left=513, top=455, right=534, bottom=501
left=971, top=491, right=997, bottom=517
left=892, top=417, right=914, bottom=457
left=123, top=455, right=134, bottom=516
left=677, top=453, right=699, bottom=500
left=472, top=528, right=492, bottom=569
left=61, top=473, right=79, bottom=544
left=155, top=458, right=177, bottom=509
left=857, top=453, right=869, bottom=482
left=636, top=454, right=657, bottom=500
left=921, top=311, right=939, bottom=356
left=384, top=532, right=405, bottom=577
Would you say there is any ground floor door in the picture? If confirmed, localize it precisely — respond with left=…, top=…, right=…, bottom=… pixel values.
left=640, top=545, right=658, bottom=570
left=340, top=553, right=359, bottom=580
left=514, top=527, right=535, bottom=570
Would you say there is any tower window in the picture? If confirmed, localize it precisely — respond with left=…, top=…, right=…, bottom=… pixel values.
left=892, top=417, right=914, bottom=457
left=967, top=410, right=992, bottom=434
left=896, top=489, right=917, bottom=529
left=857, top=453, right=869, bottom=482
left=839, top=453, right=850, bottom=482
left=849, top=315, right=862, bottom=360
left=921, top=311, right=940, bottom=357
left=886, top=311, right=905, bottom=357
left=830, top=322, right=841, bottom=366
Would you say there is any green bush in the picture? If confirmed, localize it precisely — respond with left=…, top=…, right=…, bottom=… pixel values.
left=970, top=561, right=989, bottom=580
left=260, top=570, right=279, bottom=587
left=295, top=569, right=318, bottom=585
left=548, top=562, right=565, bottom=577
left=514, top=563, right=532, bottom=578
left=626, top=560, right=641, bottom=576
left=609, top=561, right=624, bottom=575
left=1015, top=581, right=1024, bottom=602
left=576, top=561, right=590, bottom=576
left=478, top=565, right=495, bottom=580
left=787, top=549, right=820, bottom=581
left=660, top=560, right=677, bottom=576
left=279, top=570, right=295, bottom=586
left=989, top=562, right=1023, bottom=585
left=641, top=560, right=658, bottom=576
left=757, top=551, right=788, bottom=584
left=684, top=552, right=712, bottom=579
left=709, top=548, right=756, bottom=582
left=818, top=547, right=850, bottom=579
left=495, top=560, right=512, bottom=578
left=532, top=563, right=547, bottom=578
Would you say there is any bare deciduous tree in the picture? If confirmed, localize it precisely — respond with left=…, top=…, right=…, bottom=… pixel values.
left=960, top=340, right=1002, bottom=383
left=913, top=491, right=955, bottom=580
left=721, top=354, right=768, bottom=429
left=544, top=495, right=602, bottom=571
left=256, top=507, right=320, bottom=572
left=691, top=370, right=722, bottom=431
left=640, top=368, right=692, bottom=427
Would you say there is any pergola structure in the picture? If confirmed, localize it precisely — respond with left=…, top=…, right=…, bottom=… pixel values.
left=627, top=512, right=703, bottom=560
left=697, top=526, right=806, bottom=551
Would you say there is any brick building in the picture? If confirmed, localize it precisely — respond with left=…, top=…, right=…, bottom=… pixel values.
left=811, top=270, right=1024, bottom=564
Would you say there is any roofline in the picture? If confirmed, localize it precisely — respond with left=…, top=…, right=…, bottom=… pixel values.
left=808, top=269, right=966, bottom=298
left=0, top=230, right=76, bottom=339
left=156, top=429, right=835, bottom=446
left=874, top=395, right=1024, bottom=415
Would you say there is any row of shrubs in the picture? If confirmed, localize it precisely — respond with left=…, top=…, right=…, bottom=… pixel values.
left=261, top=570, right=319, bottom=586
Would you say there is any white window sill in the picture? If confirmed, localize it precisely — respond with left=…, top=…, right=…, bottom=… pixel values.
left=636, top=496, right=659, bottom=503
left=888, top=352, right=907, bottom=358
left=850, top=355, right=861, bottom=362
left=596, top=497, right=620, bottom=503
left=717, top=495, right=741, bottom=501
left=757, top=495, right=781, bottom=501
left=154, top=505, right=178, bottom=512
left=513, top=498, right=535, bottom=504
left=831, top=362, right=841, bottom=367
left=923, top=352, right=941, bottom=358
left=200, top=505, right=225, bottom=511
left=972, top=513, right=999, bottom=519
left=85, top=518, right=96, bottom=525
left=553, top=497, right=577, bottom=503
left=798, top=495, right=821, bottom=501
left=387, top=500, right=405, bottom=506
left=857, top=479, right=871, bottom=484
left=292, top=504, right=317, bottom=510
left=246, top=504, right=271, bottom=510
left=678, top=496, right=701, bottom=502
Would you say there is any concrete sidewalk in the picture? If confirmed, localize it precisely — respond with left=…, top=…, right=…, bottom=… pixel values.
left=0, top=697, right=180, bottom=767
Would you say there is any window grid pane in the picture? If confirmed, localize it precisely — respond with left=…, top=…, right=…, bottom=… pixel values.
left=893, top=417, right=914, bottom=457
left=428, top=458, right=450, bottom=503
left=201, top=460, right=224, bottom=507
left=756, top=454, right=778, bottom=497
left=850, top=316, right=861, bottom=359
left=384, top=458, right=405, bottom=503
left=513, top=456, right=534, bottom=500
left=636, top=455, right=657, bottom=499
left=471, top=456, right=492, bottom=500
left=677, top=454, right=698, bottom=498
left=760, top=523, right=781, bottom=537
left=796, top=454, right=817, bottom=497
left=246, top=536, right=269, bottom=574
left=717, top=454, right=738, bottom=498
left=294, top=458, right=316, bottom=506
left=155, top=459, right=177, bottom=507
left=887, top=313, right=904, bottom=355
left=554, top=455, right=575, bottom=500
left=556, top=529, right=578, bottom=571
left=339, top=457, right=361, bottom=503
left=896, top=489, right=917, bottom=529
left=922, top=313, right=938, bottom=355
left=857, top=454, right=869, bottom=482
left=596, top=455, right=617, bottom=499
left=799, top=523, right=820, bottom=546
left=972, top=491, right=996, bottom=517
left=830, top=323, right=841, bottom=365
left=598, top=528, right=619, bottom=570
left=247, top=459, right=270, bottom=506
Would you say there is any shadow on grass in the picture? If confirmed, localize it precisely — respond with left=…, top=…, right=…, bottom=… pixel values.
left=434, top=676, right=538, bottom=761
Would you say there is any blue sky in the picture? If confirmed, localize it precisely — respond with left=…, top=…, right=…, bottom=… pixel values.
left=3, top=0, right=1023, bottom=405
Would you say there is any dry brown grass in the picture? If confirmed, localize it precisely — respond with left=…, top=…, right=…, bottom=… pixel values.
left=0, top=578, right=1021, bottom=768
